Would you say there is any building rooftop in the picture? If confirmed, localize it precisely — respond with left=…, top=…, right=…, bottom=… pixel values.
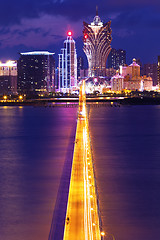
left=0, top=61, right=17, bottom=67
left=129, top=58, right=140, bottom=67
left=20, top=51, right=55, bottom=56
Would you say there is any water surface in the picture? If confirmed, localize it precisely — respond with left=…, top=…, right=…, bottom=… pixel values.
left=89, top=105, right=160, bottom=240
left=0, top=106, right=77, bottom=240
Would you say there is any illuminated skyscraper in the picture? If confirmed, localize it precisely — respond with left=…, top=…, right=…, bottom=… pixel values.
left=108, top=48, right=126, bottom=69
left=18, top=51, right=55, bottom=94
left=83, top=8, right=112, bottom=77
left=59, top=31, right=77, bottom=92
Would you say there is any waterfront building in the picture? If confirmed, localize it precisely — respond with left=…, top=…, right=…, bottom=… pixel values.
left=107, top=48, right=126, bottom=70
left=111, top=72, right=124, bottom=91
left=77, top=56, right=84, bottom=79
left=118, top=59, right=153, bottom=91
left=0, top=61, right=17, bottom=95
left=120, top=58, right=141, bottom=90
left=58, top=31, right=77, bottom=92
left=143, top=63, right=157, bottom=86
left=141, top=76, right=153, bottom=91
left=83, top=8, right=112, bottom=77
left=17, top=51, right=55, bottom=95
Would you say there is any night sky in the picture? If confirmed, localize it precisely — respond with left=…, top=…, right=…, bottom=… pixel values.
left=0, top=0, right=160, bottom=66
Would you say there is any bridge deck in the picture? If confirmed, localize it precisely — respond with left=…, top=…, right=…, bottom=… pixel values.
left=63, top=81, right=101, bottom=240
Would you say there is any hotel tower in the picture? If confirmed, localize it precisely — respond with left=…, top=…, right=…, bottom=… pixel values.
left=83, top=8, right=112, bottom=77
left=59, top=32, right=77, bottom=92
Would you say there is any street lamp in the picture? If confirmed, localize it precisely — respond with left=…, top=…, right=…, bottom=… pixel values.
left=19, top=95, right=23, bottom=100
left=3, top=95, right=7, bottom=101
left=101, top=231, right=116, bottom=240
left=101, top=231, right=105, bottom=240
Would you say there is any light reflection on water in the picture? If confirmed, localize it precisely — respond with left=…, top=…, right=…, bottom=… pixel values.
left=0, top=106, right=77, bottom=240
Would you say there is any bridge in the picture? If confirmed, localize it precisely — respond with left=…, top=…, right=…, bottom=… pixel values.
left=48, top=80, right=104, bottom=240
left=62, top=80, right=103, bottom=240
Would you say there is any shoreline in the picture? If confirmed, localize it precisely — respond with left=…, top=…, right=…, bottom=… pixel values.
left=0, top=97, right=160, bottom=106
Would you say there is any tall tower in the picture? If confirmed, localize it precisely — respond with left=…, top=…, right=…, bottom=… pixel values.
left=83, top=8, right=112, bottom=77
left=59, top=31, right=77, bottom=92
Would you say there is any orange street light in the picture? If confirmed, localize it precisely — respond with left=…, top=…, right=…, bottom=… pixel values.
left=3, top=95, right=7, bottom=100
left=101, top=231, right=105, bottom=240
left=19, top=95, right=23, bottom=100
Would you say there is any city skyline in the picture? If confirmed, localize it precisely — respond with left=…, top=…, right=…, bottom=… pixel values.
left=0, top=2, right=159, bottom=65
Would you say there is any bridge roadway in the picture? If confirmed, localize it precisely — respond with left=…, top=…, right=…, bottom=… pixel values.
left=63, top=81, right=102, bottom=240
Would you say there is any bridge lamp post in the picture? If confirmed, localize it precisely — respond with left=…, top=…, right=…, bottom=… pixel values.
left=101, top=232, right=116, bottom=240
left=101, top=231, right=105, bottom=240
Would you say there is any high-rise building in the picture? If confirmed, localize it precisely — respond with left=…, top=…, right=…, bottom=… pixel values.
left=0, top=61, right=17, bottom=95
left=17, top=51, right=55, bottom=95
left=83, top=8, right=112, bottom=77
left=77, top=56, right=84, bottom=78
left=58, top=31, right=77, bottom=92
left=157, top=56, right=160, bottom=88
left=107, top=48, right=126, bottom=69
left=143, top=63, right=157, bottom=86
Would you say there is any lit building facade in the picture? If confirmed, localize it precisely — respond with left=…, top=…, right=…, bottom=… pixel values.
left=141, top=76, right=153, bottom=91
left=118, top=59, right=153, bottom=91
left=120, top=58, right=141, bottom=90
left=111, top=72, right=124, bottom=91
left=58, top=32, right=77, bottom=92
left=0, top=61, right=17, bottom=95
left=17, top=51, right=55, bottom=94
left=108, top=48, right=126, bottom=70
left=83, top=9, right=112, bottom=77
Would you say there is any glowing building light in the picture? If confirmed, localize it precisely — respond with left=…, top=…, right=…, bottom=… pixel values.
left=67, top=31, right=72, bottom=36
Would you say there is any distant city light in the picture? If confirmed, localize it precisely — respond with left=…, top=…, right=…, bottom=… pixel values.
left=19, top=95, right=23, bottom=100
left=3, top=95, right=7, bottom=100
left=94, top=78, right=98, bottom=82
